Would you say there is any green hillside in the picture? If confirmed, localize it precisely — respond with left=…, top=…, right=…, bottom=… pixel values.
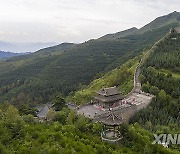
left=138, top=11, right=180, bottom=34
left=98, top=11, right=180, bottom=40
left=131, top=29, right=180, bottom=152
left=144, top=31, right=180, bottom=72
left=0, top=12, right=179, bottom=106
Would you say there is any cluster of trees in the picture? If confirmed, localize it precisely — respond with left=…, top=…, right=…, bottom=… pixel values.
left=141, top=66, right=180, bottom=98
left=0, top=104, right=177, bottom=154
left=131, top=91, right=180, bottom=128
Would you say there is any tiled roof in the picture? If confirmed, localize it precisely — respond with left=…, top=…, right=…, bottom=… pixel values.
left=95, top=95, right=124, bottom=103
left=96, top=110, right=123, bottom=126
left=96, top=86, right=120, bottom=96
left=37, top=105, right=49, bottom=118
left=36, top=103, right=53, bottom=118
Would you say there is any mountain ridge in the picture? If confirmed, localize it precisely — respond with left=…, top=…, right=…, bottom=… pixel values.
left=98, top=11, right=180, bottom=41
left=0, top=11, right=179, bottom=105
left=138, top=11, right=180, bottom=33
left=98, top=27, right=138, bottom=41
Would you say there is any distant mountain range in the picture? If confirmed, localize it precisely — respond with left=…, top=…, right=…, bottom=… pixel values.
left=0, top=41, right=58, bottom=53
left=0, top=51, right=30, bottom=60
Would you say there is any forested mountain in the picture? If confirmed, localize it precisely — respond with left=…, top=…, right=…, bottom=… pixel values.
left=0, top=12, right=179, bottom=106
left=33, top=43, right=75, bottom=56
left=7, top=42, right=76, bottom=62
left=138, top=11, right=180, bottom=33
left=98, top=11, right=180, bottom=40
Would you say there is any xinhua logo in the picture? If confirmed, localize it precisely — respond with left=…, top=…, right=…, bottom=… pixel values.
left=152, top=134, right=180, bottom=145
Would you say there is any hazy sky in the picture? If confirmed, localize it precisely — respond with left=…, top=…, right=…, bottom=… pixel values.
left=0, top=0, right=179, bottom=43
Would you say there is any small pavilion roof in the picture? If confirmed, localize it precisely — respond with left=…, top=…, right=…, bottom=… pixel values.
left=96, top=109, right=123, bottom=126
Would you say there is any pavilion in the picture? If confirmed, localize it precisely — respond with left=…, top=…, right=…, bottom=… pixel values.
left=96, top=108, right=123, bottom=143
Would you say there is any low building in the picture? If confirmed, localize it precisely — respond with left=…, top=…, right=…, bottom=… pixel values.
left=174, top=27, right=180, bottom=34
left=171, top=27, right=180, bottom=34
left=94, top=86, right=124, bottom=109
left=36, top=103, right=53, bottom=122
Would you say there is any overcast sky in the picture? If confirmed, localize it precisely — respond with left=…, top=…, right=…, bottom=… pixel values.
left=0, top=0, right=179, bottom=43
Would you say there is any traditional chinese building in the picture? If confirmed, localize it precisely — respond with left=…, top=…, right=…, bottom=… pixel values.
left=94, top=86, right=124, bottom=109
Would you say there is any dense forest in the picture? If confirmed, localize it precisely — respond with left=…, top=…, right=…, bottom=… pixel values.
left=144, top=32, right=180, bottom=72
left=131, top=30, right=180, bottom=152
